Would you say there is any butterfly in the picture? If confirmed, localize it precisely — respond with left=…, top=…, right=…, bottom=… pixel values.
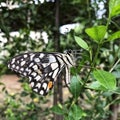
left=8, top=50, right=75, bottom=96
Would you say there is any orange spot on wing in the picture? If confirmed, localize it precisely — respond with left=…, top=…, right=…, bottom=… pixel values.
left=48, top=81, right=53, bottom=89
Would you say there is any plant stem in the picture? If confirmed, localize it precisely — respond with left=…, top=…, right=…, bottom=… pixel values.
left=110, top=58, right=120, bottom=72
left=82, top=43, right=101, bottom=88
left=92, top=44, right=101, bottom=68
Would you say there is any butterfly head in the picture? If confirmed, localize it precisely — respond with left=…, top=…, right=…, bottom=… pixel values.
left=64, top=49, right=82, bottom=62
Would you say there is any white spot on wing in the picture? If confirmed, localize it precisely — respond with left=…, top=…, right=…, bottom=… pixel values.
left=42, top=63, right=48, bottom=68
left=51, top=63, right=58, bottom=70
left=40, top=90, right=44, bottom=95
left=31, top=82, right=34, bottom=87
left=29, top=62, right=34, bottom=67
left=49, top=55, right=56, bottom=62
left=26, top=68, right=32, bottom=74
left=16, top=66, right=19, bottom=69
left=33, top=88, right=38, bottom=93
left=32, top=65, right=38, bottom=70
left=49, top=72, right=52, bottom=76
left=52, top=68, right=59, bottom=78
left=31, top=72, right=37, bottom=77
left=11, top=58, right=15, bottom=64
left=20, top=68, right=24, bottom=71
left=34, top=58, right=40, bottom=62
left=17, top=60, right=20, bottom=64
left=20, top=61, right=26, bottom=66
left=12, top=64, right=15, bottom=68
left=39, top=53, right=44, bottom=58
left=21, top=58, right=24, bottom=61
left=45, top=73, right=47, bottom=77
left=35, top=75, right=41, bottom=81
left=29, top=76, right=32, bottom=82
left=24, top=54, right=28, bottom=58
left=30, top=54, right=35, bottom=60
left=8, top=64, right=10, bottom=68
left=36, top=83, right=41, bottom=88
left=23, top=72, right=27, bottom=76
left=42, top=82, right=47, bottom=90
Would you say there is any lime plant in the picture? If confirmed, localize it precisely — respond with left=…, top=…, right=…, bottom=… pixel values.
left=51, top=0, right=120, bottom=119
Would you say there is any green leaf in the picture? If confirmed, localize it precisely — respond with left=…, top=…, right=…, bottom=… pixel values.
left=22, top=82, right=31, bottom=91
left=68, top=104, right=85, bottom=120
left=102, top=87, right=120, bottom=96
left=108, top=31, right=120, bottom=41
left=74, top=36, right=89, bottom=51
left=88, top=81, right=107, bottom=91
left=85, top=25, right=106, bottom=43
left=69, top=76, right=81, bottom=99
left=93, top=70, right=116, bottom=90
left=113, top=87, right=120, bottom=94
left=51, top=104, right=65, bottom=115
left=109, top=0, right=120, bottom=17
left=112, top=70, right=120, bottom=78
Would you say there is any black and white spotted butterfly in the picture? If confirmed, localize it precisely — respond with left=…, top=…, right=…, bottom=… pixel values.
left=8, top=50, right=75, bottom=96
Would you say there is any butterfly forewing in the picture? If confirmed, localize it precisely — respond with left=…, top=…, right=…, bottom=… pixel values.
left=8, top=52, right=74, bottom=96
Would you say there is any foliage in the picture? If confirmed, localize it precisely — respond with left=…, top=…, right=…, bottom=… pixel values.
left=51, top=0, right=120, bottom=119
left=0, top=0, right=120, bottom=120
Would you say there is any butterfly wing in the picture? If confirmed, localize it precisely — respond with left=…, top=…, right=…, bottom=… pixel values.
left=8, top=52, right=65, bottom=95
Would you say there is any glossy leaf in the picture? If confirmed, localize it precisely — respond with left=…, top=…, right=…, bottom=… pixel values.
left=51, top=104, right=65, bottom=115
left=93, top=70, right=116, bottom=90
left=108, top=31, right=120, bottom=41
left=85, top=25, right=106, bottom=43
left=113, top=87, right=120, bottom=94
left=69, top=76, right=81, bottom=99
left=109, top=0, right=120, bottom=17
left=88, top=81, right=107, bottom=91
left=74, top=36, right=89, bottom=51
left=68, top=104, right=85, bottom=120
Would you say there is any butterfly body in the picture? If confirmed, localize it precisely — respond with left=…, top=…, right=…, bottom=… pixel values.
left=8, top=51, right=75, bottom=96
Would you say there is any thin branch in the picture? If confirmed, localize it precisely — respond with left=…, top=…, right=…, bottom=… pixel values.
left=109, top=58, right=120, bottom=72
